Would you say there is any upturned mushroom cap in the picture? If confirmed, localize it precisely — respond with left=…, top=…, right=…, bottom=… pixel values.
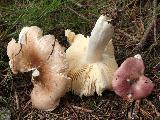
left=66, top=15, right=118, bottom=96
left=112, top=54, right=154, bottom=100
left=7, top=26, right=69, bottom=111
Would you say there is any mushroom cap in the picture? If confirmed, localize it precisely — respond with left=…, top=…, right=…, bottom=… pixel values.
left=7, top=26, right=43, bottom=74
left=112, top=55, right=154, bottom=100
left=131, top=75, right=154, bottom=100
left=7, top=39, right=28, bottom=74
left=66, top=30, right=117, bottom=96
left=7, top=26, right=69, bottom=111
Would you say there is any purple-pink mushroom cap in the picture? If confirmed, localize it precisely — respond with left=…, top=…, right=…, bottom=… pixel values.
left=112, top=54, right=154, bottom=100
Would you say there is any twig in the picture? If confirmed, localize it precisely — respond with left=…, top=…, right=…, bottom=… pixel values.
left=70, top=0, right=83, bottom=8
left=153, top=0, right=157, bottom=45
left=22, top=100, right=31, bottom=111
left=14, top=91, right=20, bottom=110
left=71, top=105, right=93, bottom=113
left=132, top=0, right=157, bottom=52
left=125, top=0, right=138, bottom=9
left=23, top=112, right=32, bottom=119
left=91, top=114, right=100, bottom=120
left=132, top=19, right=155, bottom=52
left=145, top=0, right=158, bottom=54
left=67, top=104, right=78, bottom=119
left=153, top=62, right=160, bottom=72
left=144, top=99, right=160, bottom=117
left=128, top=100, right=140, bottom=120
left=140, top=108, right=153, bottom=119
left=66, top=6, right=91, bottom=22
left=130, top=101, right=136, bottom=120
left=117, top=29, right=139, bottom=42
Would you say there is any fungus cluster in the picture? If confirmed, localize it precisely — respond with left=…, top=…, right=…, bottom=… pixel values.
left=7, top=15, right=154, bottom=111
left=65, top=15, right=118, bottom=96
left=7, top=26, right=69, bottom=111
left=112, top=54, right=154, bottom=100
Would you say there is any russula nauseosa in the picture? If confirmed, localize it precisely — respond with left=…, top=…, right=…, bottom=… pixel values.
left=7, top=26, right=69, bottom=111
left=65, top=15, right=118, bottom=96
left=112, top=54, right=154, bottom=100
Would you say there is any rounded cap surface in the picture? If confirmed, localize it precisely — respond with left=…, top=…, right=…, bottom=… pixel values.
left=112, top=55, right=154, bottom=100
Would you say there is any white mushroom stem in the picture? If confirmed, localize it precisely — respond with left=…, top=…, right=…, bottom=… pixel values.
left=85, top=15, right=114, bottom=63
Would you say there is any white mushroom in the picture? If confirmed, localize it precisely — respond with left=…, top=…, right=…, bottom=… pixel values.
left=65, top=15, right=118, bottom=96
left=7, top=26, right=69, bottom=111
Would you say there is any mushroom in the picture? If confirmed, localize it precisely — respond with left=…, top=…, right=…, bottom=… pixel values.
left=65, top=15, right=118, bottom=96
left=112, top=54, right=154, bottom=100
left=7, top=26, right=69, bottom=111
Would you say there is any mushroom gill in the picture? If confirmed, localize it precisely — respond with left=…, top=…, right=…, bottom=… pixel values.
left=65, top=15, right=118, bottom=96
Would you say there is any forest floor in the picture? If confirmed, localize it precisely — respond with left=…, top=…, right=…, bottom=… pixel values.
left=0, top=0, right=160, bottom=119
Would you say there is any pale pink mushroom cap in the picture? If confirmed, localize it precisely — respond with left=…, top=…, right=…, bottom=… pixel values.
left=7, top=26, right=69, bottom=111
